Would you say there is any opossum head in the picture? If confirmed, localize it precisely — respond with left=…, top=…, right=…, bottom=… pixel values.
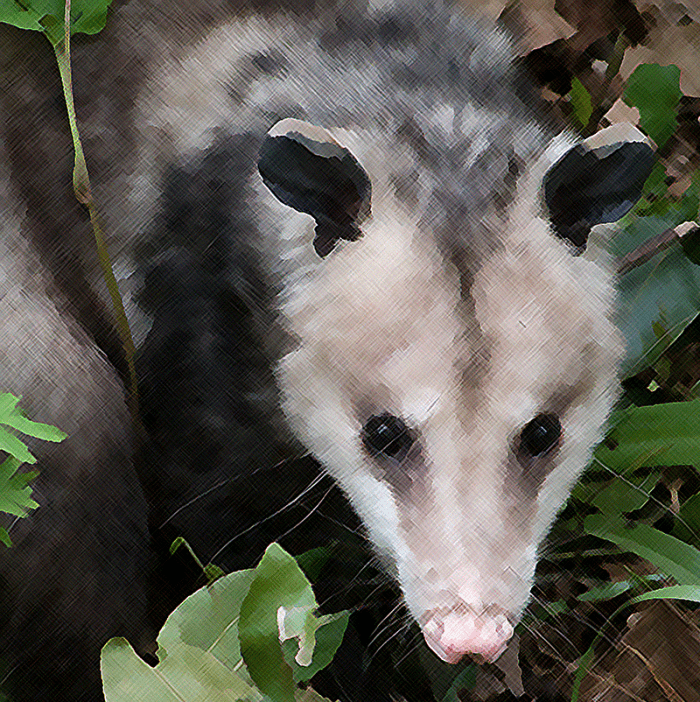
left=259, top=119, right=654, bottom=663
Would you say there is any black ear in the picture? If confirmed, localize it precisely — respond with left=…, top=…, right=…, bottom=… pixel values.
left=543, top=125, right=655, bottom=249
left=258, top=118, right=372, bottom=257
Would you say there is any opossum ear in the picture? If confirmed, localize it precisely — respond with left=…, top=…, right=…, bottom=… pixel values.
left=258, top=118, right=372, bottom=257
left=543, top=124, right=655, bottom=249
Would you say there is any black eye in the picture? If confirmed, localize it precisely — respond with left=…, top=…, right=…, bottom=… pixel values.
left=519, top=413, right=561, bottom=457
left=362, top=413, right=414, bottom=461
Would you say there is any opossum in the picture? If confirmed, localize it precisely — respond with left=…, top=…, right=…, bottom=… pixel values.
left=0, top=0, right=654, bottom=698
left=131, top=2, right=653, bottom=665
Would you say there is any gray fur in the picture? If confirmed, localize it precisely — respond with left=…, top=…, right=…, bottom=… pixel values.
left=0, top=0, right=652, bottom=699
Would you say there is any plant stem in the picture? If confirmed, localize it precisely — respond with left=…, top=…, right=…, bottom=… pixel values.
left=53, top=0, right=140, bottom=423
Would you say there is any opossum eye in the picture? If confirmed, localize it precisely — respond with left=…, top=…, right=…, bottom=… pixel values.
left=519, top=413, right=561, bottom=457
left=362, top=413, right=415, bottom=461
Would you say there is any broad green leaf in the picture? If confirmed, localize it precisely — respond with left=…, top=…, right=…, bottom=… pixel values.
left=591, top=470, right=660, bottom=515
left=0, top=0, right=113, bottom=41
left=585, top=514, right=700, bottom=585
left=295, top=546, right=331, bottom=582
left=569, top=78, right=592, bottom=129
left=612, top=212, right=700, bottom=376
left=157, top=569, right=256, bottom=671
left=282, top=611, right=349, bottom=683
left=101, top=637, right=259, bottom=702
left=624, top=64, right=682, bottom=147
left=595, top=400, right=700, bottom=470
left=239, top=544, right=316, bottom=702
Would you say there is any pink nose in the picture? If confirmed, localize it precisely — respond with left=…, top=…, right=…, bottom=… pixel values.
left=422, top=609, right=514, bottom=664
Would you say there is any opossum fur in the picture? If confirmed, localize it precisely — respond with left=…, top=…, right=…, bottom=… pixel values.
left=0, top=0, right=654, bottom=699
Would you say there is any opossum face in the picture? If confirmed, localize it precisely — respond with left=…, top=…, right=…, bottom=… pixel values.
left=261, top=120, right=653, bottom=663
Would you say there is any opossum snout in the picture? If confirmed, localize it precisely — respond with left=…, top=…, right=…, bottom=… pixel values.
left=421, top=606, right=514, bottom=664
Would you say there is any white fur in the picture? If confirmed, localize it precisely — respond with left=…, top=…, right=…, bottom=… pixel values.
left=127, top=8, right=628, bottom=662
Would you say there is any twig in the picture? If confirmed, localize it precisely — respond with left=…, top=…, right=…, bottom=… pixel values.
left=616, top=221, right=699, bottom=276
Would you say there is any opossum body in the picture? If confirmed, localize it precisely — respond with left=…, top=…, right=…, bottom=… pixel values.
left=131, top=2, right=653, bottom=664
left=0, top=0, right=654, bottom=698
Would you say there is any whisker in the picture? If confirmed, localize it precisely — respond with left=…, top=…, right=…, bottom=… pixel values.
left=274, top=483, right=336, bottom=542
left=209, top=470, right=329, bottom=563
left=158, top=452, right=314, bottom=530
left=367, top=598, right=409, bottom=650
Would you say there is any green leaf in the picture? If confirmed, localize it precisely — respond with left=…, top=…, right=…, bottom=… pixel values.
left=101, top=637, right=260, bottom=702
left=0, top=527, right=12, bottom=548
left=591, top=470, right=661, bottom=515
left=239, top=544, right=317, bottom=702
left=0, top=0, right=114, bottom=40
left=624, top=64, right=682, bottom=147
left=643, top=161, right=670, bottom=198
left=674, top=493, right=700, bottom=543
left=282, top=611, right=349, bottom=683
left=0, top=393, right=66, bottom=465
left=595, top=400, right=700, bottom=470
left=0, top=428, right=35, bottom=465
left=157, top=569, right=256, bottom=671
left=569, top=77, right=592, bottom=129
left=0, top=456, right=39, bottom=520
left=612, top=213, right=700, bottom=376
left=584, top=514, right=700, bottom=586
left=295, top=546, right=331, bottom=582
left=631, top=162, right=670, bottom=217
left=577, top=580, right=633, bottom=602
left=0, top=395, right=65, bottom=544
left=676, top=171, right=700, bottom=225
left=632, top=584, right=700, bottom=604
left=441, top=665, right=477, bottom=702
left=111, top=553, right=345, bottom=702
left=2, top=412, right=67, bottom=443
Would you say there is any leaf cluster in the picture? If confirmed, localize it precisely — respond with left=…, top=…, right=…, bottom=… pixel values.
left=101, top=544, right=349, bottom=702
left=0, top=393, right=66, bottom=547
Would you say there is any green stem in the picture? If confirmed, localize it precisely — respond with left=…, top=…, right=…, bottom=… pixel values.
left=52, top=0, right=140, bottom=423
